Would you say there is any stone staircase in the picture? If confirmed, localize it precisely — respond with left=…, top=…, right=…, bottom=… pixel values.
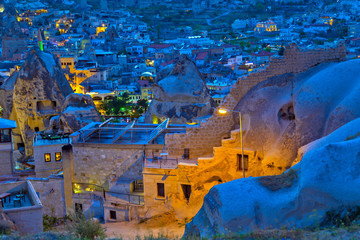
left=196, top=128, right=240, bottom=170
left=102, top=149, right=144, bottom=191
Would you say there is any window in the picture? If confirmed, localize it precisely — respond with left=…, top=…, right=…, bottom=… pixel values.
left=183, top=149, right=190, bottom=159
left=237, top=154, right=249, bottom=171
left=110, top=210, right=116, bottom=220
left=55, top=152, right=62, bottom=161
left=44, top=153, right=51, bottom=162
left=181, top=184, right=191, bottom=201
left=157, top=183, right=165, bottom=197
left=0, top=129, right=11, bottom=143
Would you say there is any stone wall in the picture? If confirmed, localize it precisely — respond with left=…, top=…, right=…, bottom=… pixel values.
left=143, top=168, right=179, bottom=208
left=34, top=144, right=63, bottom=178
left=4, top=205, right=43, bottom=235
left=0, top=143, right=12, bottom=176
left=29, top=177, right=66, bottom=218
left=165, top=43, right=347, bottom=159
left=143, top=129, right=261, bottom=219
left=72, top=143, right=144, bottom=185
left=0, top=181, right=43, bottom=235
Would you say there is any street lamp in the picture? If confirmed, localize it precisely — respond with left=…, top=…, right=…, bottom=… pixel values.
left=218, top=108, right=245, bottom=178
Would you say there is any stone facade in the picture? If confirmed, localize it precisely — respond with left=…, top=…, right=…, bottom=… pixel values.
left=104, top=202, right=146, bottom=222
left=0, top=181, right=43, bottom=234
left=29, top=177, right=66, bottom=218
left=0, top=142, right=13, bottom=175
left=72, top=143, right=144, bottom=185
left=34, top=143, right=64, bottom=178
left=143, top=128, right=258, bottom=219
left=165, top=43, right=347, bottom=159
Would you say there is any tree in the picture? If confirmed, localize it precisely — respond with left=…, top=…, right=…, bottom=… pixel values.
left=137, top=99, right=148, bottom=111
left=255, top=2, right=266, bottom=12
left=99, top=92, right=133, bottom=116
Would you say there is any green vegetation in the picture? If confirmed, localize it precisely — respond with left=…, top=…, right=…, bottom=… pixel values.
left=43, top=208, right=70, bottom=232
left=99, top=92, right=149, bottom=119
left=258, top=169, right=298, bottom=191
left=66, top=211, right=106, bottom=240
left=0, top=220, right=12, bottom=235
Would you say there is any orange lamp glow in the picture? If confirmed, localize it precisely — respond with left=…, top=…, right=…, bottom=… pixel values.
left=218, top=108, right=228, bottom=114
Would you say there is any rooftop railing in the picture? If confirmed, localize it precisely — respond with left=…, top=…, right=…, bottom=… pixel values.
left=143, top=157, right=179, bottom=169
left=72, top=182, right=144, bottom=206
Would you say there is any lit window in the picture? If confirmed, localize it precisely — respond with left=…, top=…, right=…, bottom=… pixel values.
left=55, top=152, right=62, bottom=161
left=44, top=153, right=51, bottom=162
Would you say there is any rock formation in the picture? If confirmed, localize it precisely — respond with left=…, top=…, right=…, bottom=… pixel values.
left=145, top=55, right=216, bottom=124
left=0, top=48, right=100, bottom=156
left=230, top=59, right=360, bottom=175
left=184, top=117, right=360, bottom=238
left=53, top=93, right=101, bottom=133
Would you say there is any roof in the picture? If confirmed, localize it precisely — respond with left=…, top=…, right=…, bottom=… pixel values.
left=250, top=51, right=275, bottom=57
left=138, top=80, right=150, bottom=87
left=0, top=118, right=17, bottom=129
left=195, top=52, right=208, bottom=60
left=160, top=59, right=176, bottom=67
left=221, top=44, right=236, bottom=48
left=148, top=44, right=174, bottom=49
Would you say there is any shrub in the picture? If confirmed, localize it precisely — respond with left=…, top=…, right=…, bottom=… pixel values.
left=66, top=212, right=106, bottom=240
left=0, top=220, right=12, bottom=235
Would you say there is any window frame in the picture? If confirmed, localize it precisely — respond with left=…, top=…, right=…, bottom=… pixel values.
left=237, top=154, right=249, bottom=171
left=110, top=210, right=116, bottom=220
left=0, top=129, right=11, bottom=143
left=55, top=152, right=62, bottom=161
left=183, top=148, right=190, bottom=159
left=157, top=183, right=165, bottom=198
left=44, top=153, right=51, bottom=162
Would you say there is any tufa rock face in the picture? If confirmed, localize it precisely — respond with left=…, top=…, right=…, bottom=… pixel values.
left=184, top=118, right=360, bottom=238
left=54, top=93, right=101, bottom=133
left=12, top=49, right=73, bottom=155
left=0, top=48, right=99, bottom=156
left=230, top=59, right=360, bottom=175
left=145, top=55, right=215, bottom=123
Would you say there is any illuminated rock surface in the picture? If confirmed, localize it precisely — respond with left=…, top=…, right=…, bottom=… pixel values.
left=0, top=48, right=99, bottom=156
left=145, top=55, right=215, bottom=123
left=232, top=59, right=360, bottom=175
left=184, top=118, right=360, bottom=238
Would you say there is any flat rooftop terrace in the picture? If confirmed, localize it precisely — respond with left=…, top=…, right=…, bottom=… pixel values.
left=72, top=119, right=187, bottom=145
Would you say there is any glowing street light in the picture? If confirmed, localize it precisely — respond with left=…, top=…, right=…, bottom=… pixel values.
left=218, top=108, right=245, bottom=178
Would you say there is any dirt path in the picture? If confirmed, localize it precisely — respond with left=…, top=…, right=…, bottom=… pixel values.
left=104, top=221, right=185, bottom=240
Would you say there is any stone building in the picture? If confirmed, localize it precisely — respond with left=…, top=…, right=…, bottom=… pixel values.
left=0, top=118, right=16, bottom=176
left=0, top=180, right=43, bottom=234
left=64, top=120, right=187, bottom=222
left=33, top=135, right=70, bottom=178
